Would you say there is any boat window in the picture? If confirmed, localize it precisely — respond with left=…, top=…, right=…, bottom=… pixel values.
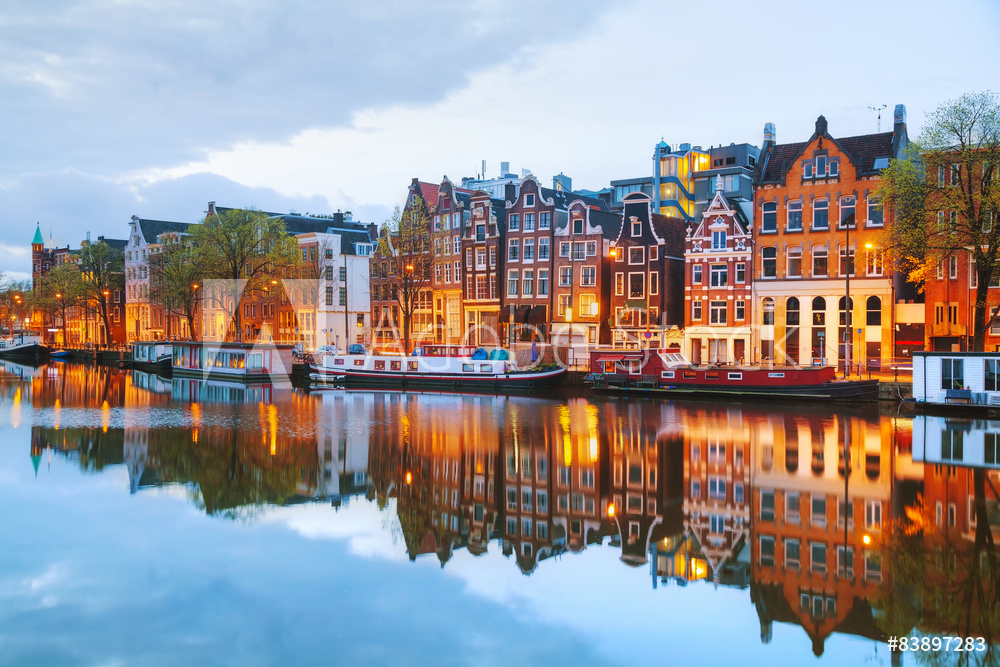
left=408, top=361, right=419, bottom=371
left=706, top=372, right=719, bottom=379
left=768, top=372, right=785, bottom=378
left=728, top=372, right=743, bottom=380
left=683, top=371, right=697, bottom=379
left=605, top=361, right=617, bottom=374
left=375, top=360, right=385, bottom=370
left=662, top=371, right=674, bottom=379
left=480, top=364, right=492, bottom=373
left=354, top=359, right=364, bottom=366
left=334, top=358, right=344, bottom=365
left=391, top=361, right=401, bottom=371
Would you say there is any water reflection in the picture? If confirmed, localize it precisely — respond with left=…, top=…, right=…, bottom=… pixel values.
left=9, top=363, right=1000, bottom=663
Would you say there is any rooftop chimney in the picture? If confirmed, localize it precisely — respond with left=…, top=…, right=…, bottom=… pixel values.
left=207, top=201, right=216, bottom=216
left=815, top=115, right=828, bottom=136
left=764, top=122, right=775, bottom=144
left=894, top=104, right=906, bottom=126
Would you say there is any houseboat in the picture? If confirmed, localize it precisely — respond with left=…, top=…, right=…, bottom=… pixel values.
left=171, top=341, right=295, bottom=383
left=908, top=351, right=1000, bottom=415
left=0, top=335, right=48, bottom=361
left=911, top=415, right=1000, bottom=469
left=311, top=345, right=565, bottom=391
left=131, top=341, right=173, bottom=374
left=588, top=349, right=879, bottom=401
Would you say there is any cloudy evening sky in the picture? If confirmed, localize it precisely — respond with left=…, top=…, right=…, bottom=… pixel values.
left=1, top=0, right=998, bottom=281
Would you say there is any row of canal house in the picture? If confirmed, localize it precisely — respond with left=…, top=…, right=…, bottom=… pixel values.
left=370, top=175, right=688, bottom=355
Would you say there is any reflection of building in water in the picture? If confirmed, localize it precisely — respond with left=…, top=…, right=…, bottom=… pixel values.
left=605, top=402, right=684, bottom=571
left=750, top=410, right=893, bottom=656
left=663, top=407, right=750, bottom=587
left=389, top=394, right=504, bottom=565
left=28, top=363, right=127, bottom=409
left=306, top=391, right=373, bottom=506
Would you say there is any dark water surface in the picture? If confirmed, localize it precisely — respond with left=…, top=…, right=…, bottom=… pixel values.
left=1, top=362, right=997, bottom=666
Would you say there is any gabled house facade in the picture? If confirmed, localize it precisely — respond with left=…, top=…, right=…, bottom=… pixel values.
left=608, top=191, right=686, bottom=349
left=429, top=178, right=472, bottom=345
left=460, top=189, right=505, bottom=347
left=684, top=177, right=754, bottom=364
left=752, top=109, right=910, bottom=369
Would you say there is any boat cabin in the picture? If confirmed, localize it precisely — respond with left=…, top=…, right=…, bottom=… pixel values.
left=132, top=341, right=172, bottom=363
left=911, top=415, right=1000, bottom=469
left=171, top=342, right=295, bottom=383
left=913, top=351, right=1000, bottom=406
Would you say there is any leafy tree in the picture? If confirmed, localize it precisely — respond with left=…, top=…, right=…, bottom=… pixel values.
left=36, top=263, right=85, bottom=346
left=78, top=240, right=124, bottom=347
left=191, top=207, right=298, bottom=342
left=374, top=197, right=433, bottom=354
left=0, top=280, right=32, bottom=336
left=151, top=236, right=205, bottom=341
left=877, top=91, right=1000, bottom=350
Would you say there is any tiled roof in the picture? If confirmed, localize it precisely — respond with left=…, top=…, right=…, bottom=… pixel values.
left=758, top=131, right=894, bottom=184
left=416, top=182, right=439, bottom=207
left=651, top=215, right=686, bottom=259
left=97, top=236, right=129, bottom=251
left=590, top=209, right=622, bottom=240
left=137, top=219, right=191, bottom=244
left=543, top=187, right=608, bottom=212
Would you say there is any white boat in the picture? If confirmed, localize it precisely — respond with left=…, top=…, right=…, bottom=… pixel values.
left=0, top=335, right=48, bottom=360
left=311, top=345, right=565, bottom=391
left=131, top=341, right=173, bottom=374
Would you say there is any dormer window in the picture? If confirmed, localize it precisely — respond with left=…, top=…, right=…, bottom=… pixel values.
left=524, top=193, right=535, bottom=207
left=573, top=218, right=584, bottom=234
left=630, top=217, right=641, bottom=237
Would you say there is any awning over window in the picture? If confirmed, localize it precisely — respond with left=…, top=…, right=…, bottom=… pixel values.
left=526, top=305, right=547, bottom=324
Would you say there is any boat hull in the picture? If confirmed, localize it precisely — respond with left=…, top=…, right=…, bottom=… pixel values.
left=311, top=365, right=566, bottom=391
left=0, top=343, right=49, bottom=360
left=593, top=378, right=879, bottom=401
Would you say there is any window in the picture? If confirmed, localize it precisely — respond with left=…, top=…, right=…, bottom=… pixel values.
left=761, top=490, right=775, bottom=521
left=586, top=241, right=597, bottom=257
left=538, top=238, right=550, bottom=260
left=813, top=247, right=828, bottom=277
left=866, top=296, right=881, bottom=326
left=559, top=266, right=572, bottom=286
left=804, top=162, right=814, bottom=179
left=649, top=271, right=658, bottom=295
left=986, top=359, right=1000, bottom=391
left=836, top=545, right=853, bottom=576
left=710, top=264, right=728, bottom=287
left=865, top=500, right=882, bottom=530
left=942, top=429, right=964, bottom=461
left=508, top=214, right=520, bottom=231
left=581, top=266, right=596, bottom=286
left=629, top=273, right=644, bottom=298
left=829, top=160, right=839, bottom=177
left=762, top=202, right=777, bottom=233
left=710, top=301, right=727, bottom=325
left=522, top=270, right=534, bottom=296
left=692, top=265, right=703, bottom=284
left=762, top=247, right=776, bottom=278
left=986, top=432, right=998, bottom=465
left=615, top=273, right=624, bottom=296
left=507, top=270, right=518, bottom=297
left=572, top=217, right=584, bottom=234
left=537, top=270, right=549, bottom=296
left=787, top=200, right=803, bottom=230
left=649, top=246, right=658, bottom=261
left=628, top=247, right=645, bottom=265
left=524, top=193, right=535, bottom=207
left=691, top=480, right=701, bottom=498
left=811, top=542, right=827, bottom=573
left=508, top=239, right=519, bottom=261
left=785, top=539, right=801, bottom=569
left=736, top=263, right=745, bottom=283
left=942, top=358, right=964, bottom=389
left=813, top=199, right=829, bottom=229
left=760, top=536, right=775, bottom=566
left=712, top=230, right=727, bottom=249
left=867, top=196, right=883, bottom=226
left=540, top=212, right=551, bottom=229
left=631, top=219, right=641, bottom=236
left=839, top=196, right=856, bottom=229
left=339, top=266, right=347, bottom=281
left=949, top=255, right=958, bottom=279
left=762, top=297, right=774, bottom=325
left=325, top=286, right=333, bottom=306
left=951, top=163, right=961, bottom=186
left=524, top=213, right=535, bottom=231
left=560, top=242, right=570, bottom=258
left=839, top=246, right=855, bottom=276
left=324, top=266, right=333, bottom=281
left=579, top=293, right=597, bottom=317
left=811, top=495, right=827, bottom=527
left=786, top=297, right=800, bottom=326
left=708, top=477, right=726, bottom=499
left=523, top=238, right=535, bottom=261
left=735, top=300, right=745, bottom=321
left=692, top=300, right=702, bottom=321
left=339, top=287, right=347, bottom=306
left=489, top=246, right=496, bottom=267
left=787, top=248, right=802, bottom=277
left=866, top=249, right=883, bottom=276
left=475, top=248, right=487, bottom=269
left=815, top=155, right=827, bottom=177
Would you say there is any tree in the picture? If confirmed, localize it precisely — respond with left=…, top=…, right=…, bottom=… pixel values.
left=151, top=236, right=206, bottom=341
left=191, top=207, right=298, bottom=342
left=0, top=280, right=31, bottom=336
left=877, top=91, right=1000, bottom=350
left=78, top=240, right=124, bottom=347
left=374, top=197, right=433, bottom=354
left=37, top=263, right=85, bottom=346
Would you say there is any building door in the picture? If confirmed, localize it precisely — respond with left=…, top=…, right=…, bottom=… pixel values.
left=734, top=339, right=746, bottom=364
left=691, top=339, right=702, bottom=365
left=866, top=342, right=882, bottom=371
left=784, top=327, right=800, bottom=365
left=708, top=339, right=726, bottom=364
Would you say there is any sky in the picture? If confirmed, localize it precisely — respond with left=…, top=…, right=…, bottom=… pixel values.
left=1, top=0, right=999, bottom=282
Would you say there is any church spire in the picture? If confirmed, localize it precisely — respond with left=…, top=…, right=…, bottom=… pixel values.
left=32, top=222, right=44, bottom=247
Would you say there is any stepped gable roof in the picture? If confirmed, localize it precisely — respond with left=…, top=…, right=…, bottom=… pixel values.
left=136, top=219, right=190, bottom=244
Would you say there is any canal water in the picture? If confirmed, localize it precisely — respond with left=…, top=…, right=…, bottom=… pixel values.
left=1, top=362, right=997, bottom=666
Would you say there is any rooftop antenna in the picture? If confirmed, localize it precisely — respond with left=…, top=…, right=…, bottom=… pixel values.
left=868, top=104, right=887, bottom=132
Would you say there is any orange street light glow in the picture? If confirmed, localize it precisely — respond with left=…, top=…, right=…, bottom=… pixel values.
left=405, top=471, right=412, bottom=485
left=607, top=504, right=616, bottom=517
left=862, top=534, right=871, bottom=545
